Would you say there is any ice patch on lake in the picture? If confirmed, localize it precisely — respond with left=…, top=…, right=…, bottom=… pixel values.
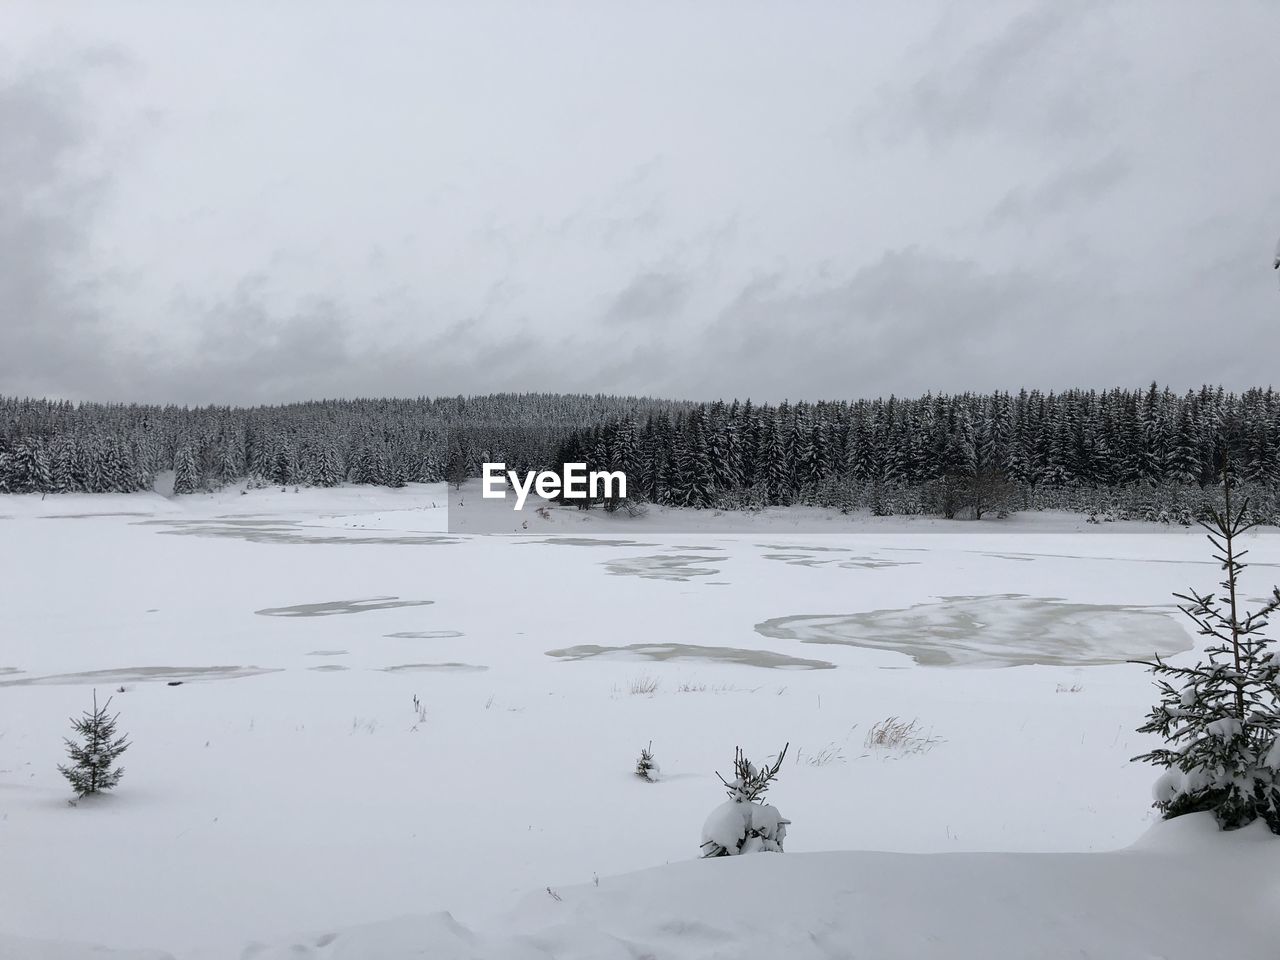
left=255, top=597, right=433, bottom=617
left=518, top=537, right=656, bottom=548
left=40, top=511, right=154, bottom=520
left=139, top=518, right=461, bottom=546
left=755, top=594, right=1190, bottom=667
left=0, top=665, right=282, bottom=687
left=761, top=551, right=913, bottom=570
left=968, top=548, right=1280, bottom=569
left=380, top=662, right=488, bottom=673
left=755, top=542, right=852, bottom=552
left=545, top=642, right=835, bottom=670
left=384, top=630, right=465, bottom=639
left=605, top=554, right=723, bottom=581
left=753, top=542, right=914, bottom=569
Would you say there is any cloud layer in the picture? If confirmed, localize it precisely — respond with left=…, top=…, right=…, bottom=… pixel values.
left=1, top=2, right=1278, bottom=404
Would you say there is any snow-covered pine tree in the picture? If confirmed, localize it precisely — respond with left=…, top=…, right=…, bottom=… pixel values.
left=315, top=443, right=343, bottom=487
left=58, top=690, right=130, bottom=798
left=700, top=743, right=790, bottom=857
left=270, top=437, right=297, bottom=486
left=764, top=416, right=791, bottom=505
left=683, top=411, right=716, bottom=507
left=99, top=438, right=125, bottom=492
left=173, top=444, right=199, bottom=495
left=49, top=437, right=74, bottom=493
left=10, top=437, right=52, bottom=493
left=444, top=437, right=469, bottom=489
left=635, top=742, right=660, bottom=782
left=1133, top=464, right=1280, bottom=832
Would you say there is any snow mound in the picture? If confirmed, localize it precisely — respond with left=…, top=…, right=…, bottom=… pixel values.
left=14, top=816, right=1273, bottom=960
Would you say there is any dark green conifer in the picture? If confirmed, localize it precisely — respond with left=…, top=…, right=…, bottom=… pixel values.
left=58, top=690, right=131, bottom=799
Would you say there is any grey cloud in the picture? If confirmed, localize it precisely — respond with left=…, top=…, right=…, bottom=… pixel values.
left=151, top=227, right=1277, bottom=407
left=695, top=249, right=1066, bottom=398
left=27, top=239, right=1278, bottom=409
left=3, top=7, right=1278, bottom=407
left=661, top=245, right=1273, bottom=403
left=604, top=270, right=689, bottom=325
left=551, top=158, right=666, bottom=248
left=124, top=278, right=594, bottom=405
left=869, top=4, right=1119, bottom=145
left=0, top=58, right=114, bottom=398
left=141, top=278, right=354, bottom=403
left=987, top=153, right=1131, bottom=227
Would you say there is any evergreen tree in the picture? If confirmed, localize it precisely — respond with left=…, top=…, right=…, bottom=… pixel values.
left=70, top=439, right=92, bottom=492
left=700, top=744, right=790, bottom=857
left=635, top=742, right=660, bottom=782
left=682, top=411, right=716, bottom=507
left=444, top=437, right=469, bottom=489
left=315, top=443, right=343, bottom=487
left=10, top=437, right=52, bottom=493
left=173, top=444, right=199, bottom=495
left=270, top=437, right=297, bottom=486
left=98, top=438, right=124, bottom=492
left=764, top=415, right=791, bottom=505
left=50, top=437, right=76, bottom=493
left=612, top=417, right=641, bottom=485
left=1169, top=407, right=1202, bottom=485
left=58, top=690, right=130, bottom=798
left=1133, top=468, right=1280, bottom=832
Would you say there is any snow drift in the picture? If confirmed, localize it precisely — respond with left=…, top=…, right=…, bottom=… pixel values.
left=4, top=816, right=1275, bottom=960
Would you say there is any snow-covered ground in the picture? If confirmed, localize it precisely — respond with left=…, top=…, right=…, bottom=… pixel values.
left=448, top=478, right=1177, bottom=534
left=2, top=483, right=1278, bottom=958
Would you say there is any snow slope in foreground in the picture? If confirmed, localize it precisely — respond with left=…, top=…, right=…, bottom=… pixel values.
left=4, top=815, right=1275, bottom=960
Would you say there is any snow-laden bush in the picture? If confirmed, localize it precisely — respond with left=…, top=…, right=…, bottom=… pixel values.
left=700, top=744, right=789, bottom=857
left=1133, top=475, right=1280, bottom=833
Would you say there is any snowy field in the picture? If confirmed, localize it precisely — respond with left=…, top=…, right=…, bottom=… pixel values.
left=2, top=482, right=1279, bottom=958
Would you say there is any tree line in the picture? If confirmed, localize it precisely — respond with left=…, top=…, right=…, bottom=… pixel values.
left=550, top=385, right=1280, bottom=523
left=0, top=394, right=690, bottom=495
left=4, top=386, right=1279, bottom=523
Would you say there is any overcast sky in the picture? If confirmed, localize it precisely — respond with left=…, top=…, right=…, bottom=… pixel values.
left=2, top=2, right=1278, bottom=405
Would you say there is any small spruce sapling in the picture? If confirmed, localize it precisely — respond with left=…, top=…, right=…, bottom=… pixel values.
left=58, top=689, right=130, bottom=799
left=1133, top=464, right=1280, bottom=832
left=700, top=743, right=790, bottom=857
left=635, top=741, right=660, bottom=782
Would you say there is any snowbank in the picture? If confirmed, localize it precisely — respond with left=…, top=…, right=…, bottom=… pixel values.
left=5, top=816, right=1274, bottom=960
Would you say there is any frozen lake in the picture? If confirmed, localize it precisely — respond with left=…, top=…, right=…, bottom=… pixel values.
left=2, top=482, right=1278, bottom=958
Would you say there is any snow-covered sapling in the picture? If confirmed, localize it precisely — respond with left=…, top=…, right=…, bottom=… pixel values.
left=1133, top=469, right=1280, bottom=832
left=700, top=743, right=790, bottom=857
left=58, top=689, right=130, bottom=799
left=635, top=741, right=660, bottom=782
